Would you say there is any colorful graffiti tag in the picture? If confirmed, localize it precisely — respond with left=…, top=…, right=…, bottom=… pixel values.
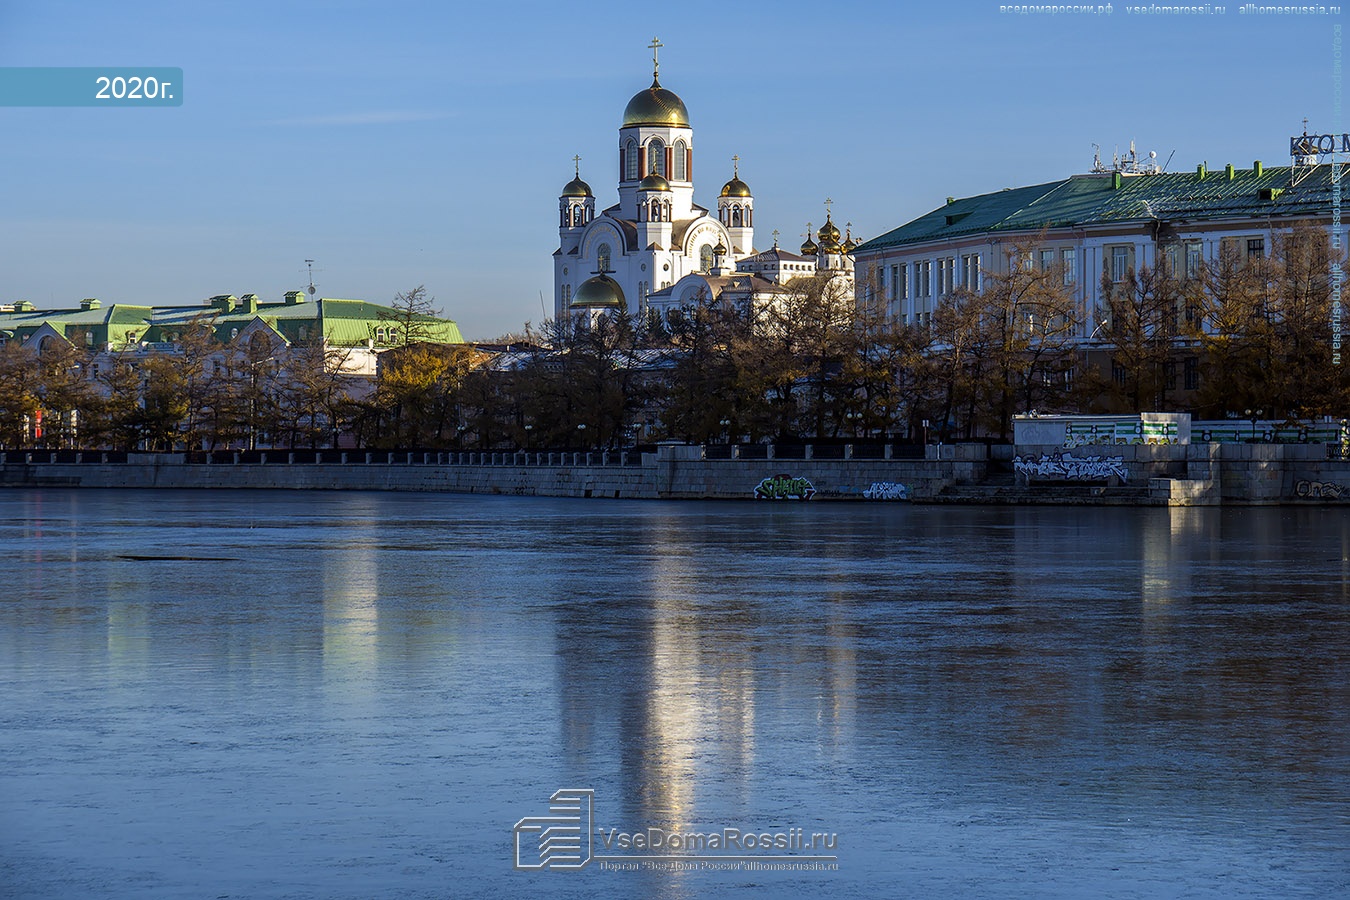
left=753, top=474, right=816, bottom=500
left=1013, top=453, right=1129, bottom=482
left=1295, top=480, right=1347, bottom=500
left=862, top=481, right=909, bottom=500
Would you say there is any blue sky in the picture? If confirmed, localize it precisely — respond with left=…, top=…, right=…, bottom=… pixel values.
left=1, top=0, right=1341, bottom=338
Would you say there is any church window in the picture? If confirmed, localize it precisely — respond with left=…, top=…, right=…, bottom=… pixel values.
left=732, top=207, right=742, bottom=227
left=648, top=138, right=666, bottom=176
left=625, top=140, right=638, bottom=180
left=672, top=140, right=687, bottom=180
left=597, top=243, right=612, bottom=272
left=700, top=244, right=714, bottom=272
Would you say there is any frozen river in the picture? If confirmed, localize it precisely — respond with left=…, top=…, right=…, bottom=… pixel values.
left=1, top=489, right=1346, bottom=898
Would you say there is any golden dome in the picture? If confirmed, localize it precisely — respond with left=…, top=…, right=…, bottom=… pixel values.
left=801, top=237, right=819, bottom=256
left=720, top=177, right=751, bottom=198
left=561, top=177, right=592, bottom=198
left=570, top=274, right=626, bottom=309
left=638, top=172, right=671, bottom=192
left=818, top=216, right=841, bottom=244
left=713, top=240, right=727, bottom=255
left=841, top=225, right=857, bottom=254
left=623, top=79, right=690, bottom=127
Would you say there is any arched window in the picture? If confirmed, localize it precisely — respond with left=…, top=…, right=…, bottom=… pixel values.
left=732, top=207, right=742, bottom=227
left=625, top=139, right=638, bottom=180
left=672, top=140, right=687, bottom=181
left=647, top=138, right=665, bottom=177
left=699, top=244, right=714, bottom=272
left=597, top=243, right=612, bottom=272
left=649, top=200, right=661, bottom=222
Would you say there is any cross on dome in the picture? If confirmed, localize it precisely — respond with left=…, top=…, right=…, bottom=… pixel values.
left=649, top=36, right=663, bottom=81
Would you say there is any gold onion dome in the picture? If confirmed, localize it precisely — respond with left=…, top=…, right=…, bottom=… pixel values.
left=801, top=236, right=819, bottom=256
left=720, top=177, right=751, bottom=198
left=623, top=78, right=690, bottom=127
left=561, top=176, right=592, bottom=198
left=818, top=216, right=841, bottom=244
left=638, top=172, right=671, bottom=191
left=714, top=240, right=727, bottom=255
left=570, top=274, right=626, bottom=309
left=841, top=225, right=857, bottom=253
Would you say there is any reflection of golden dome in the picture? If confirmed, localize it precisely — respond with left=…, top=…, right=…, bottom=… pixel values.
left=561, top=177, right=592, bottom=198
left=570, top=274, right=626, bottom=309
left=623, top=79, right=690, bottom=127
left=638, top=172, right=671, bottom=192
left=720, top=177, right=751, bottom=198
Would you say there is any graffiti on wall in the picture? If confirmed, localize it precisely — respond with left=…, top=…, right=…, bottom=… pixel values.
left=1014, top=453, right=1129, bottom=482
left=754, top=474, right=816, bottom=500
left=862, top=481, right=910, bottom=501
left=1295, top=479, right=1347, bottom=500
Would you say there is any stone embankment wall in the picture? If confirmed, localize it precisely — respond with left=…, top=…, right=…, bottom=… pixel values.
left=1010, top=442, right=1350, bottom=505
left=3, top=442, right=1349, bottom=504
left=0, top=444, right=987, bottom=501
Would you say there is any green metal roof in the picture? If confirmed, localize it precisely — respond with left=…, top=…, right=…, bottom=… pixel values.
left=0, top=296, right=463, bottom=348
left=854, top=163, right=1341, bottom=254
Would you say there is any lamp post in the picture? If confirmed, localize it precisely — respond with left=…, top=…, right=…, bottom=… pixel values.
left=523, top=423, right=533, bottom=450
left=577, top=422, right=587, bottom=449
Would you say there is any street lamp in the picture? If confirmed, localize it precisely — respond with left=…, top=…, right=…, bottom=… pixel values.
left=523, top=423, right=533, bottom=450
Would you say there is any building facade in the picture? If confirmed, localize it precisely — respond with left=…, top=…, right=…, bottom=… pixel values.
left=852, top=149, right=1345, bottom=336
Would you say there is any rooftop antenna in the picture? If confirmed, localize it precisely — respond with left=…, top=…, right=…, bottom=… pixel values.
left=1160, top=149, right=1176, bottom=173
left=305, top=259, right=318, bottom=301
left=1092, top=143, right=1104, bottom=173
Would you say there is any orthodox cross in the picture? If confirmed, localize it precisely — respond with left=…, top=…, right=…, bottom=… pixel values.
left=824, top=197, right=833, bottom=217
left=649, top=37, right=663, bottom=80
left=732, top=154, right=740, bottom=178
left=572, top=154, right=581, bottom=177
left=772, top=229, right=780, bottom=248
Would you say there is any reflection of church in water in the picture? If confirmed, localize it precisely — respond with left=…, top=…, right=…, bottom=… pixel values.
left=554, top=40, right=855, bottom=322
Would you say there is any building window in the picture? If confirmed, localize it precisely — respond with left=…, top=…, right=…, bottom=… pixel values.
left=1185, top=242, right=1203, bottom=279
left=625, top=140, right=638, bottom=181
left=597, top=243, right=612, bottom=273
left=1039, top=249, right=1054, bottom=271
left=961, top=254, right=980, bottom=291
left=1061, top=248, right=1076, bottom=286
left=1110, top=246, right=1131, bottom=283
left=1184, top=356, right=1199, bottom=391
left=672, top=140, right=687, bottom=181
left=700, top=244, right=713, bottom=272
left=1111, top=359, right=1127, bottom=387
left=1247, top=237, right=1265, bottom=260
left=938, top=257, right=955, bottom=296
left=1162, top=244, right=1179, bottom=276
left=647, top=138, right=665, bottom=177
left=914, top=260, right=932, bottom=299
left=562, top=285, right=571, bottom=306
left=897, top=264, right=908, bottom=300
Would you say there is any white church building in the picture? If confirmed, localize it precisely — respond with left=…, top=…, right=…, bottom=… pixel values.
left=554, top=41, right=856, bottom=322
